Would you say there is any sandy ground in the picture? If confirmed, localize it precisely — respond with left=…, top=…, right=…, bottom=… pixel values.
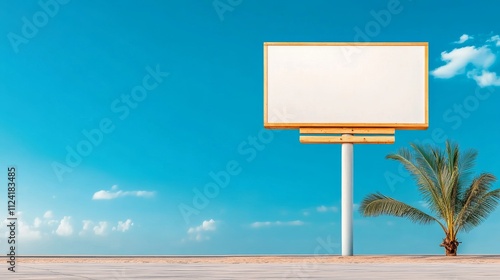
left=2, top=256, right=500, bottom=279
left=13, top=255, right=500, bottom=264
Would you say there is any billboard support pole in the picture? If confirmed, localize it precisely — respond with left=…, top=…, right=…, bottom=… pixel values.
left=300, top=128, right=396, bottom=256
left=341, top=134, right=353, bottom=256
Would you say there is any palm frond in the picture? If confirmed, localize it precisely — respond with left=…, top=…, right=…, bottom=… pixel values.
left=442, top=142, right=460, bottom=218
left=457, top=189, right=500, bottom=232
left=360, top=192, right=446, bottom=232
left=411, top=143, right=441, bottom=189
left=386, top=147, right=447, bottom=220
left=455, top=174, right=498, bottom=232
left=456, top=149, right=478, bottom=209
left=412, top=144, right=449, bottom=203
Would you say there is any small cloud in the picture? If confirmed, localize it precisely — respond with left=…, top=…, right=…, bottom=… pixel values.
left=19, top=220, right=42, bottom=241
left=81, top=219, right=133, bottom=235
left=302, top=211, right=310, bottom=216
left=353, top=203, right=360, bottom=211
left=93, top=222, right=108, bottom=236
left=250, top=220, right=304, bottom=228
left=113, top=219, right=134, bottom=232
left=92, top=185, right=155, bottom=200
left=316, top=205, right=338, bottom=213
left=82, top=220, right=93, bottom=231
left=387, top=221, right=395, bottom=226
left=487, top=35, right=500, bottom=46
left=3, top=218, right=43, bottom=241
left=43, top=210, right=54, bottom=219
left=92, top=190, right=119, bottom=200
left=455, top=34, right=472, bottom=44
left=431, top=46, right=495, bottom=79
left=55, top=216, right=73, bottom=237
left=187, top=219, right=217, bottom=241
left=79, top=220, right=93, bottom=236
left=33, top=217, right=42, bottom=228
left=468, top=70, right=500, bottom=87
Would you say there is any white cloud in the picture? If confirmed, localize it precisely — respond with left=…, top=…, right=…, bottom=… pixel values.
left=80, top=219, right=134, bottom=235
left=432, top=46, right=495, bottom=79
left=0, top=213, right=59, bottom=242
left=55, top=216, right=73, bottom=236
left=468, top=70, right=500, bottom=87
left=3, top=210, right=135, bottom=240
left=487, top=35, right=500, bottom=46
left=37, top=210, right=59, bottom=228
left=316, top=205, right=338, bottom=213
left=92, top=190, right=120, bottom=200
left=4, top=218, right=43, bottom=241
left=92, top=185, right=155, bottom=200
left=34, top=217, right=42, bottom=228
left=455, top=34, right=472, bottom=44
left=187, top=219, right=217, bottom=241
left=19, top=220, right=42, bottom=241
left=43, top=210, right=54, bottom=219
left=432, top=35, right=500, bottom=87
left=353, top=203, right=360, bottom=211
left=93, top=222, right=108, bottom=236
left=79, top=220, right=93, bottom=236
left=82, top=220, right=93, bottom=231
left=250, top=220, right=304, bottom=228
left=113, top=219, right=134, bottom=232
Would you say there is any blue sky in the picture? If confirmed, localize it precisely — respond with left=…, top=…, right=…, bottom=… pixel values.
left=0, top=0, right=499, bottom=255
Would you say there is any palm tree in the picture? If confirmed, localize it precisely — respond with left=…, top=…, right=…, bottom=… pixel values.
left=360, top=140, right=500, bottom=256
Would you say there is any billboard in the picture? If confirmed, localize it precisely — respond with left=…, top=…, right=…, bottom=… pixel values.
left=264, top=42, right=428, bottom=129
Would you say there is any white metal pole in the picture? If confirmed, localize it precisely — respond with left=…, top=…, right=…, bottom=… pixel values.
left=341, top=134, right=353, bottom=256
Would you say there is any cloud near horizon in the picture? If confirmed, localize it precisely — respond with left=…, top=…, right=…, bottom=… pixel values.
left=55, top=216, right=73, bottom=237
left=1, top=209, right=135, bottom=239
left=80, top=219, right=134, bottom=236
left=113, top=219, right=134, bottom=232
left=250, top=220, right=304, bottom=228
left=187, top=219, right=217, bottom=241
left=432, top=34, right=500, bottom=87
left=316, top=205, right=339, bottom=213
left=93, top=221, right=108, bottom=236
left=92, top=185, right=155, bottom=200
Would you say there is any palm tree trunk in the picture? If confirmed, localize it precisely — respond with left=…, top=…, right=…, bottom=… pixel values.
left=440, top=237, right=460, bottom=256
